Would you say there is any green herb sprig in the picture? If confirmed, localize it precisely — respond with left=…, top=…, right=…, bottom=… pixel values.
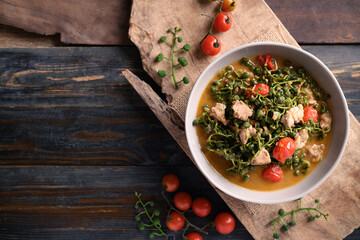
left=134, top=191, right=166, bottom=238
left=269, top=198, right=329, bottom=239
left=156, top=26, right=191, bottom=89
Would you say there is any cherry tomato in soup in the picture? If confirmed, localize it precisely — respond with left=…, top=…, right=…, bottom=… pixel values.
left=221, top=0, right=236, bottom=12
left=246, top=83, right=269, bottom=98
left=174, top=192, right=192, bottom=211
left=272, top=137, right=296, bottom=163
left=214, top=12, right=232, bottom=32
left=162, top=174, right=179, bottom=192
left=185, top=232, right=203, bottom=240
left=201, top=35, right=221, bottom=56
left=262, top=164, right=283, bottom=182
left=215, top=212, right=235, bottom=235
left=303, top=106, right=318, bottom=122
left=192, top=197, right=211, bottom=217
left=166, top=212, right=185, bottom=231
left=254, top=83, right=269, bottom=96
left=257, top=54, right=276, bottom=70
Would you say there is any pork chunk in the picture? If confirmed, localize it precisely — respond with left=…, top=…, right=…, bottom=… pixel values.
left=251, top=148, right=271, bottom=165
left=303, top=87, right=317, bottom=105
left=239, top=126, right=256, bottom=145
left=232, top=100, right=253, bottom=121
left=319, top=112, right=332, bottom=131
left=210, top=103, right=228, bottom=125
left=294, top=129, right=309, bottom=149
left=281, top=105, right=304, bottom=128
left=306, top=144, right=325, bottom=162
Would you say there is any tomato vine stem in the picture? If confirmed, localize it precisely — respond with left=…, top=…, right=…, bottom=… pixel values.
left=200, top=0, right=230, bottom=46
left=161, top=190, right=209, bottom=234
left=135, top=191, right=167, bottom=237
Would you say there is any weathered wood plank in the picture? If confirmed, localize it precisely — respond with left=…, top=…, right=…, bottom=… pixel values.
left=266, top=0, right=360, bottom=43
left=0, top=46, right=358, bottom=167
left=0, top=47, right=188, bottom=166
left=0, top=0, right=359, bottom=45
left=0, top=166, right=252, bottom=240
left=0, top=0, right=131, bottom=45
left=0, top=24, right=64, bottom=48
left=0, top=166, right=358, bottom=239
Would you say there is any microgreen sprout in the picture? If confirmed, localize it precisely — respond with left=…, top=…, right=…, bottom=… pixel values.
left=269, top=198, right=329, bottom=238
left=156, top=26, right=191, bottom=89
left=134, top=191, right=166, bottom=238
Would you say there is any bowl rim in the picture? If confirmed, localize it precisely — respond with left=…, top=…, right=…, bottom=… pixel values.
left=185, top=42, right=349, bottom=204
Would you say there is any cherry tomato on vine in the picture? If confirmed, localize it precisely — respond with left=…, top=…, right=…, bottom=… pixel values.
left=257, top=54, right=276, bottom=70
left=214, top=12, right=232, bottom=32
left=262, top=164, right=283, bottom=182
left=215, top=212, right=235, bottom=235
left=162, top=174, right=179, bottom=192
left=201, top=35, right=221, bottom=56
left=166, top=211, right=185, bottom=231
left=221, top=0, right=236, bottom=12
left=185, top=232, right=203, bottom=240
left=303, top=106, right=318, bottom=122
left=174, top=192, right=192, bottom=211
left=192, top=197, right=211, bottom=217
left=272, top=137, right=296, bottom=163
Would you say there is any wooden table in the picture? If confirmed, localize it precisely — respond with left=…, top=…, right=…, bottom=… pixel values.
left=0, top=1, right=359, bottom=239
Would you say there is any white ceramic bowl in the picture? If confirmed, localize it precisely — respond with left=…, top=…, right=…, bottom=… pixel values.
left=185, top=42, right=349, bottom=204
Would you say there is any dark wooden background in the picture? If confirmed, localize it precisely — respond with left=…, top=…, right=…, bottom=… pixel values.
left=0, top=0, right=359, bottom=239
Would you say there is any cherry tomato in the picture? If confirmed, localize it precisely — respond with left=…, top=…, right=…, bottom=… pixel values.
left=215, top=212, right=235, bottom=235
left=257, top=54, right=276, bottom=70
left=166, top=212, right=185, bottom=231
left=185, top=232, right=203, bottom=240
left=262, top=164, right=283, bottom=182
left=245, top=83, right=270, bottom=98
left=201, top=35, right=221, bottom=56
left=303, top=106, right=318, bottom=122
left=221, top=0, right=236, bottom=12
left=174, top=192, right=192, bottom=211
left=162, top=174, right=179, bottom=192
left=192, top=197, right=211, bottom=217
left=214, top=12, right=232, bottom=32
left=272, top=137, right=296, bottom=163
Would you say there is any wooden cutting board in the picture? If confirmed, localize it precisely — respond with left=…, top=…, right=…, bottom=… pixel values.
left=124, top=0, right=360, bottom=239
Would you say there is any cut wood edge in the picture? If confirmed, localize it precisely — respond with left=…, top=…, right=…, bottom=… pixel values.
left=122, top=70, right=189, bottom=156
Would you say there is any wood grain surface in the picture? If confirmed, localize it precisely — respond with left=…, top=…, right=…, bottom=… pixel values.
left=0, top=0, right=359, bottom=45
left=0, top=0, right=131, bottom=45
left=0, top=47, right=359, bottom=239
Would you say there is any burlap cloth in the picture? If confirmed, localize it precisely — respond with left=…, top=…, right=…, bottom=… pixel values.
left=128, top=0, right=360, bottom=239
